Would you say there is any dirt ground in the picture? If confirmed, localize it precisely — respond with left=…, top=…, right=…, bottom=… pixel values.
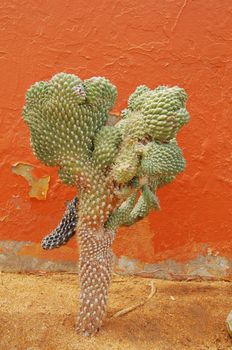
left=0, top=272, right=231, bottom=350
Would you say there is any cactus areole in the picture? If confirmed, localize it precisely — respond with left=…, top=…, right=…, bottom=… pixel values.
left=22, top=73, right=190, bottom=336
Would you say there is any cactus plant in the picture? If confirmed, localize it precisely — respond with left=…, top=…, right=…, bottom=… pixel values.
left=23, top=73, right=190, bottom=336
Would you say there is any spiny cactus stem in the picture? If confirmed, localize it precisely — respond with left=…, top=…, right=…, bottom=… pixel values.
left=75, top=177, right=116, bottom=336
left=77, top=225, right=114, bottom=336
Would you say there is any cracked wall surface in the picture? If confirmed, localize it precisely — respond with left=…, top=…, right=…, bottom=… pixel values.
left=0, top=0, right=232, bottom=278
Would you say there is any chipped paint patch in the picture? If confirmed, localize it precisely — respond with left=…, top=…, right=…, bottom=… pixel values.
left=12, top=163, right=50, bottom=200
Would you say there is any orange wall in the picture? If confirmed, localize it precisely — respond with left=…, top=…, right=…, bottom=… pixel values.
left=1, top=0, right=232, bottom=266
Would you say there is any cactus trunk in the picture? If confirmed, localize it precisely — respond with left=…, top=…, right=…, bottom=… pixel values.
left=77, top=225, right=114, bottom=336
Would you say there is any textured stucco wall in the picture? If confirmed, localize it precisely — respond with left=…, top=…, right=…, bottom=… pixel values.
left=0, top=0, right=232, bottom=278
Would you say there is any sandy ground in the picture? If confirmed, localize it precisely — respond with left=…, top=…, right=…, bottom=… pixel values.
left=0, top=272, right=231, bottom=350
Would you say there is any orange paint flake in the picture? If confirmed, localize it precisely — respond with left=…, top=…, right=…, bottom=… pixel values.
left=12, top=163, right=50, bottom=200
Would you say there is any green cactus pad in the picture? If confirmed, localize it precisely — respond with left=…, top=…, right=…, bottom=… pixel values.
left=92, top=126, right=121, bottom=169
left=157, top=175, right=176, bottom=188
left=128, top=85, right=150, bottom=111
left=23, top=73, right=117, bottom=183
left=127, top=85, right=190, bottom=142
left=141, top=141, right=186, bottom=177
left=84, top=76, right=117, bottom=110
left=105, top=193, right=137, bottom=230
left=112, top=143, right=140, bottom=184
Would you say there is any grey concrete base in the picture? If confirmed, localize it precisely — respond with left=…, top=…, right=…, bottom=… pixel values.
left=1, top=240, right=232, bottom=280
left=0, top=240, right=77, bottom=273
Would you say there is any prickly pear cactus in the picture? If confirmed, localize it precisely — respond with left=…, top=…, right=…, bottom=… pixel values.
left=23, top=73, right=190, bottom=336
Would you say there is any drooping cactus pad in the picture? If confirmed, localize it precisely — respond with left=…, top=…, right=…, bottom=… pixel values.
left=41, top=197, right=78, bottom=249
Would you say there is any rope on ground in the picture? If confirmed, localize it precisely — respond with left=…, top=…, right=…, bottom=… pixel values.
left=111, top=280, right=157, bottom=318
